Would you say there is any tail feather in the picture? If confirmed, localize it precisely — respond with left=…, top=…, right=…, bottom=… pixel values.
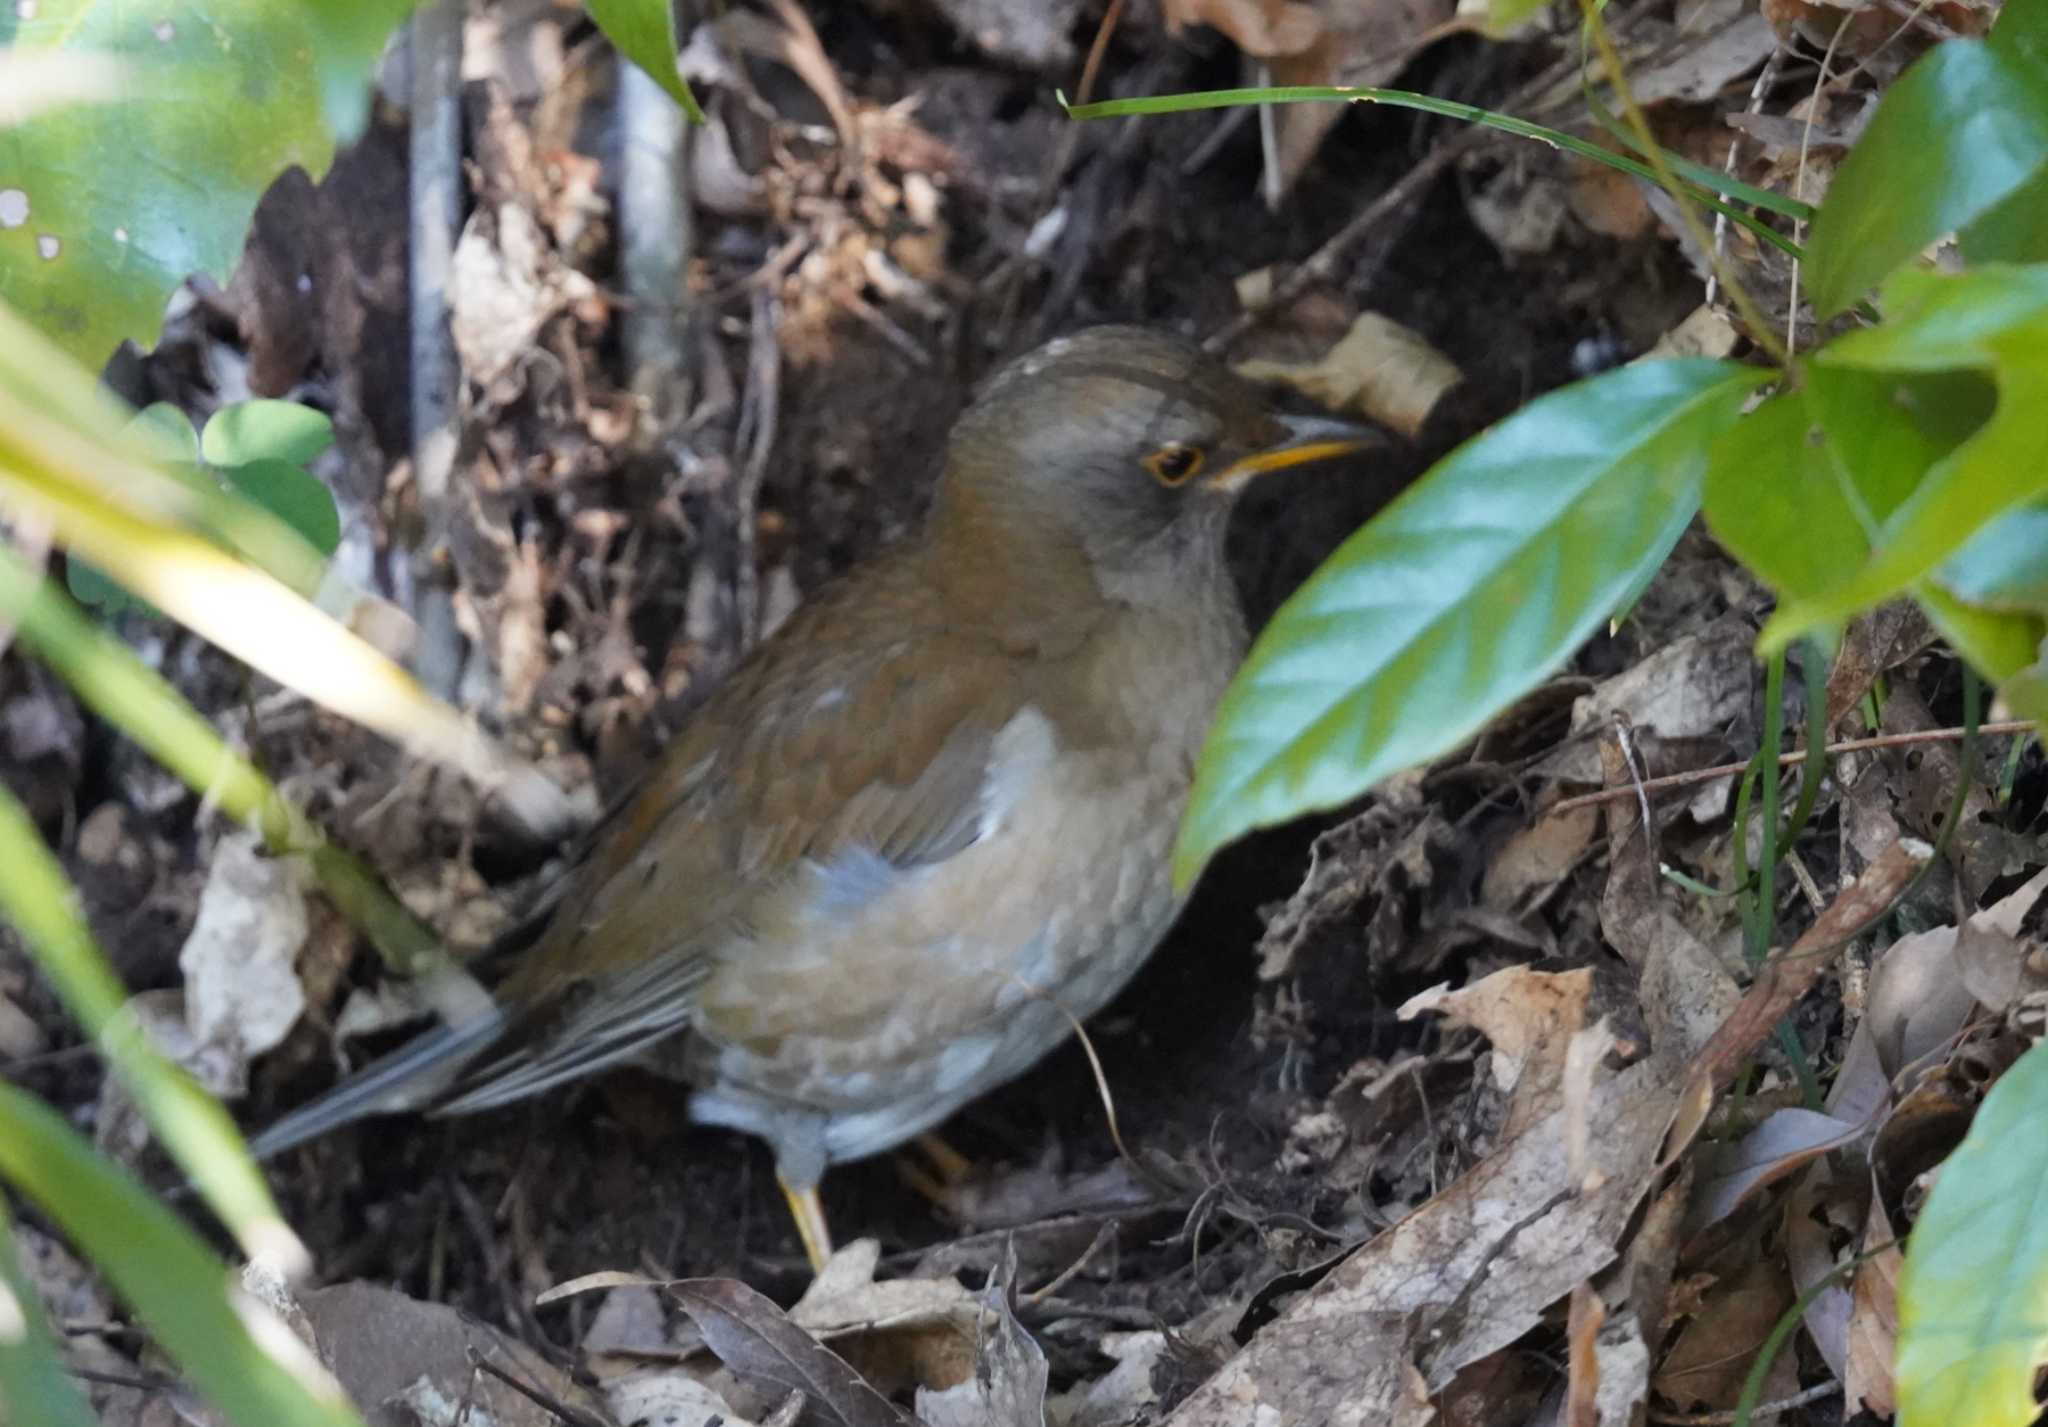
left=247, top=1010, right=508, bottom=1162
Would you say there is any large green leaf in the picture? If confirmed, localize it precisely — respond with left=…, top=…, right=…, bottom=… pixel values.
left=585, top=0, right=705, bottom=122
left=1763, top=265, right=2048, bottom=651
left=1806, top=2, right=2048, bottom=317
left=1965, top=166, right=2048, bottom=266
left=1896, top=1037, right=2048, bottom=1427
left=1702, top=388, right=1867, bottom=600
left=1174, top=358, right=1764, bottom=886
left=0, top=0, right=419, bottom=367
left=1805, top=366, right=1996, bottom=534
left=1938, top=501, right=2048, bottom=611
left=0, top=1082, right=364, bottom=1427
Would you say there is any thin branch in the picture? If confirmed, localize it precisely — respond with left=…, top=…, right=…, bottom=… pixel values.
left=1551, top=720, right=2036, bottom=814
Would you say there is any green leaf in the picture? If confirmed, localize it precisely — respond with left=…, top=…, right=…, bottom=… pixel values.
left=1806, top=13, right=2048, bottom=317
left=221, top=459, right=341, bottom=557
left=1702, top=388, right=1867, bottom=602
left=0, top=1, right=422, bottom=366
left=1763, top=266, right=2048, bottom=651
left=585, top=0, right=705, bottom=123
left=1937, top=501, right=2048, bottom=611
left=1964, top=166, right=2048, bottom=265
left=1805, top=366, right=1996, bottom=533
left=1896, top=1037, right=2048, bottom=1427
left=0, top=1082, right=363, bottom=1427
left=129, top=401, right=200, bottom=464
left=201, top=399, right=335, bottom=470
left=0, top=1195, right=100, bottom=1427
left=1174, top=358, right=1764, bottom=887
left=1916, top=584, right=2047, bottom=692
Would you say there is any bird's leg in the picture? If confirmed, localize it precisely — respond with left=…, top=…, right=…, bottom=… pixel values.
left=914, top=1133, right=975, bottom=1185
left=895, top=1132, right=976, bottom=1209
left=779, top=1176, right=834, bottom=1273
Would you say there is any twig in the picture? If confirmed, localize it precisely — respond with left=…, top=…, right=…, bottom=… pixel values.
left=1551, top=720, right=2036, bottom=813
left=1647, top=1382, right=1839, bottom=1424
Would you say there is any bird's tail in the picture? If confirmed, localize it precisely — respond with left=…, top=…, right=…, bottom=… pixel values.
left=246, top=1008, right=508, bottom=1162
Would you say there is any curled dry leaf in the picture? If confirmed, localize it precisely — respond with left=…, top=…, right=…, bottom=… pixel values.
left=1653, top=1259, right=1797, bottom=1411
left=1844, top=1195, right=1902, bottom=1417
left=668, top=1277, right=913, bottom=1427
left=1401, top=966, right=1591, bottom=1136
left=1685, top=1106, right=1869, bottom=1237
left=1161, top=0, right=1325, bottom=57
left=1237, top=312, right=1462, bottom=439
left=1954, top=864, right=2048, bottom=1013
left=301, top=1281, right=602, bottom=1427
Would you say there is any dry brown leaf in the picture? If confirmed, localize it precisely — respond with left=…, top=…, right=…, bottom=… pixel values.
left=1653, top=1259, right=1795, bottom=1410
left=1643, top=304, right=1742, bottom=361
left=1237, top=311, right=1462, bottom=439
left=1164, top=1045, right=1689, bottom=1421
left=1162, top=0, right=1325, bottom=55
left=1781, top=1165, right=1861, bottom=1380
left=1955, top=865, right=2048, bottom=1013
left=1482, top=803, right=1599, bottom=913
left=1401, top=966, right=1591, bottom=1137
left=303, top=1281, right=604, bottom=1426
left=1567, top=159, right=1654, bottom=240
left=1844, top=1196, right=1901, bottom=1417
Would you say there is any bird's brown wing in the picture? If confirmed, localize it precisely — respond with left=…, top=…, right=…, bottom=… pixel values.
left=436, top=551, right=1078, bottom=1111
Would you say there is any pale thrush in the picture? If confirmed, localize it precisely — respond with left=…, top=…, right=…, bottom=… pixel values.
left=253, top=326, right=1370, bottom=1267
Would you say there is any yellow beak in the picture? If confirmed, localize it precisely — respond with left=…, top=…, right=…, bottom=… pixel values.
left=1209, top=415, right=1378, bottom=493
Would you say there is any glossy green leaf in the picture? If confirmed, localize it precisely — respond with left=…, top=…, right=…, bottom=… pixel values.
left=1806, top=7, right=2048, bottom=317
left=585, top=0, right=705, bottom=123
left=1896, top=1037, right=2048, bottom=1427
left=1703, top=389, right=1866, bottom=601
left=0, top=1195, right=99, bottom=1427
left=0, top=1081, right=363, bottom=1427
left=1174, top=358, right=1764, bottom=886
left=1965, top=166, right=2048, bottom=265
left=1763, top=266, right=2048, bottom=651
left=1806, top=367, right=1995, bottom=534
left=0, top=1, right=421, bottom=366
left=221, top=459, right=341, bottom=557
left=201, top=399, right=334, bottom=470
left=1938, top=501, right=2048, bottom=611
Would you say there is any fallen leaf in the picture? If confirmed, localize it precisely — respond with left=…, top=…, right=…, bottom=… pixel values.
left=1237, top=311, right=1461, bottom=439
left=668, top=1278, right=913, bottom=1427
left=1162, top=0, right=1324, bottom=55
left=1844, top=1195, right=1901, bottom=1417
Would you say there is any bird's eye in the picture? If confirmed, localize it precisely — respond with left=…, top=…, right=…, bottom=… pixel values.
left=1143, top=442, right=1205, bottom=486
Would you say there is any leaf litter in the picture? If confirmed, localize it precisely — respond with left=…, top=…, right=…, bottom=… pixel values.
left=3, top=0, right=2043, bottom=1423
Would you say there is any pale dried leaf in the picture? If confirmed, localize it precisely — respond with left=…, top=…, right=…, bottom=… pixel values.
left=1237, top=312, right=1462, bottom=439
left=1161, top=0, right=1324, bottom=56
left=179, top=831, right=309, bottom=1093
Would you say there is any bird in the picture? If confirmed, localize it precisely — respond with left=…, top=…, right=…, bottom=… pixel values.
left=251, top=325, right=1371, bottom=1269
